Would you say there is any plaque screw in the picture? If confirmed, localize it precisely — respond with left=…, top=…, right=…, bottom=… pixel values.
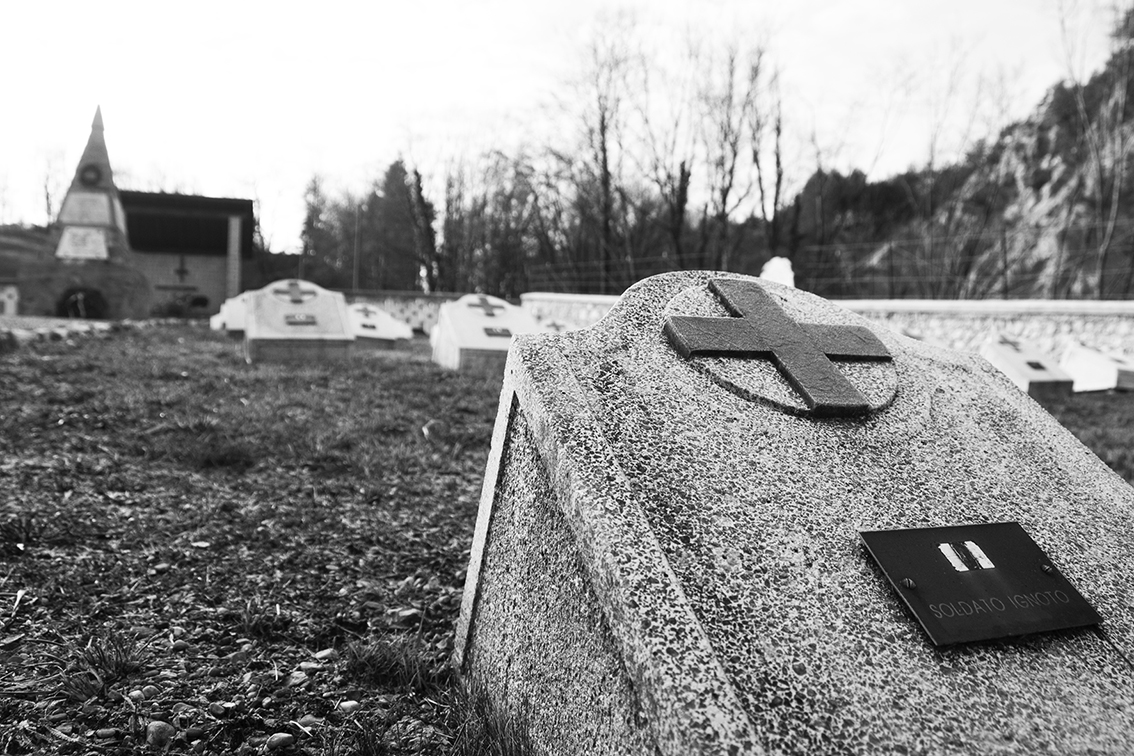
left=1041, top=564, right=1054, bottom=575
left=900, top=578, right=916, bottom=590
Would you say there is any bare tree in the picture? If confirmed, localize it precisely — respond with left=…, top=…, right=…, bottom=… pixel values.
left=695, top=42, right=759, bottom=270
left=578, top=19, right=633, bottom=292
left=749, top=64, right=786, bottom=256
left=629, top=36, right=697, bottom=267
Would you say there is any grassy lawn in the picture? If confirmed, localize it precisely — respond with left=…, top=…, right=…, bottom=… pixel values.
left=0, top=326, right=506, bottom=755
left=0, top=323, right=1130, bottom=755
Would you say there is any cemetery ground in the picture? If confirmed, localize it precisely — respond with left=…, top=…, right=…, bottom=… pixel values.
left=0, top=323, right=1131, bottom=756
left=0, top=325, right=517, bottom=755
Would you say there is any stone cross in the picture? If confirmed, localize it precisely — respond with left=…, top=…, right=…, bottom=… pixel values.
left=664, top=278, right=892, bottom=416
left=468, top=295, right=505, bottom=317
left=272, top=280, right=317, bottom=305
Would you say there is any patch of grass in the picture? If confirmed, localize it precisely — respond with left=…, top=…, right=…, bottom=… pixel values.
left=1046, top=391, right=1134, bottom=484
left=236, top=597, right=294, bottom=641
left=0, top=512, right=42, bottom=556
left=344, top=635, right=444, bottom=693
left=446, top=680, right=538, bottom=756
left=54, top=631, right=149, bottom=702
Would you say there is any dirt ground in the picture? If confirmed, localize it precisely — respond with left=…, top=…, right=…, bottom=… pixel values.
left=0, top=324, right=506, bottom=755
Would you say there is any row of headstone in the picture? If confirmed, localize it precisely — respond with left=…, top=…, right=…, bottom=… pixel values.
left=455, top=272, right=1134, bottom=753
left=979, top=331, right=1133, bottom=397
left=208, top=281, right=414, bottom=363
left=214, top=280, right=1133, bottom=392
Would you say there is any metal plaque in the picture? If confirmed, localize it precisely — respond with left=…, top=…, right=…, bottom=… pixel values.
left=484, top=327, right=512, bottom=338
left=860, top=522, right=1101, bottom=646
left=285, top=314, right=317, bottom=326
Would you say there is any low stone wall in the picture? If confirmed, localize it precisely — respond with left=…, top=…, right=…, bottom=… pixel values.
left=0, top=315, right=121, bottom=353
left=346, top=290, right=463, bottom=333
left=844, top=300, right=1134, bottom=358
left=521, top=291, right=1134, bottom=358
left=520, top=292, right=622, bottom=330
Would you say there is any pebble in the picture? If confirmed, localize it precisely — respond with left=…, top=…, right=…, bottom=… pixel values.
left=298, top=661, right=323, bottom=672
left=208, top=702, right=228, bottom=718
left=146, top=721, right=176, bottom=749
left=313, top=648, right=337, bottom=661
left=128, top=689, right=146, bottom=702
left=95, top=728, right=121, bottom=739
left=266, top=733, right=295, bottom=750
left=142, top=684, right=161, bottom=699
left=171, top=639, right=191, bottom=652
left=286, top=670, right=308, bottom=687
left=296, top=714, right=321, bottom=728
left=184, top=726, right=205, bottom=741
left=338, top=700, right=361, bottom=714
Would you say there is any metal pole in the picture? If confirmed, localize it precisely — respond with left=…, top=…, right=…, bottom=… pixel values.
left=353, top=201, right=361, bottom=292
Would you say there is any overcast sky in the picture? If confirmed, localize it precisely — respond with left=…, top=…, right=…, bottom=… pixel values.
left=0, top=0, right=1115, bottom=254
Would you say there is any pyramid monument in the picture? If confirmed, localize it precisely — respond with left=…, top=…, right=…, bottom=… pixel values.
left=54, top=107, right=130, bottom=260
left=14, top=107, right=152, bottom=318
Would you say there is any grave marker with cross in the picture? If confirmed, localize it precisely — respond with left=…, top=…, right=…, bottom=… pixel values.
left=272, top=280, right=318, bottom=305
left=174, top=255, right=190, bottom=283
left=468, top=295, right=506, bottom=317
left=664, top=278, right=892, bottom=417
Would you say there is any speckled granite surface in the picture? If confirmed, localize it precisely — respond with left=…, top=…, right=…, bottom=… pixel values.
left=457, top=272, right=1134, bottom=755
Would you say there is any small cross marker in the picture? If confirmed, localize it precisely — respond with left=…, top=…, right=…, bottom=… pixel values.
left=357, top=305, right=377, bottom=318
left=469, top=295, right=505, bottom=317
left=664, top=278, right=892, bottom=417
left=174, top=255, right=190, bottom=283
left=273, top=280, right=317, bottom=304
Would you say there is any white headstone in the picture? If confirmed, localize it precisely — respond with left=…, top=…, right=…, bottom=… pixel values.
left=348, top=302, right=413, bottom=348
left=212, top=292, right=249, bottom=335
left=1060, top=342, right=1134, bottom=392
left=243, top=279, right=353, bottom=364
left=431, top=294, right=545, bottom=372
left=759, top=256, right=794, bottom=288
left=978, top=332, right=1072, bottom=401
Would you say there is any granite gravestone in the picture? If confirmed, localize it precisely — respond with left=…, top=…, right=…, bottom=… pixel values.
left=243, top=279, right=353, bottom=364
left=455, top=272, right=1134, bottom=755
left=1060, top=342, right=1134, bottom=392
left=978, top=332, right=1073, bottom=401
left=348, top=302, right=413, bottom=349
left=431, top=293, right=544, bottom=373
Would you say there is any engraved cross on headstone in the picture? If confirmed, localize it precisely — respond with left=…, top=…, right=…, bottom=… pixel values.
left=1000, top=336, right=1022, bottom=351
left=174, top=255, right=190, bottom=283
left=357, top=305, right=377, bottom=318
left=664, top=278, right=892, bottom=417
left=468, top=295, right=505, bottom=317
left=273, top=280, right=317, bottom=304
